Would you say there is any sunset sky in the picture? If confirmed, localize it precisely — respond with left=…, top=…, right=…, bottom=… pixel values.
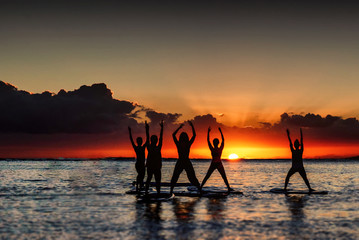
left=1, top=1, right=359, bottom=159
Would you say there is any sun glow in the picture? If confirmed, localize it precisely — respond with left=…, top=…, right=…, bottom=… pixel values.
left=228, top=153, right=239, bottom=160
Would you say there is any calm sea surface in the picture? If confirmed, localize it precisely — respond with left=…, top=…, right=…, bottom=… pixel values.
left=0, top=159, right=358, bottom=239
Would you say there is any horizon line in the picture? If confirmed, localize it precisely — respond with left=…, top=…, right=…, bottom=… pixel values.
left=0, top=156, right=358, bottom=161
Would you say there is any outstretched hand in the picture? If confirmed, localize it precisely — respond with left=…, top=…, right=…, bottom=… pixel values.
left=179, top=123, right=184, bottom=129
left=160, top=120, right=164, bottom=128
left=128, top=126, right=131, bottom=132
left=188, top=121, right=194, bottom=127
left=208, top=126, right=211, bottom=132
left=286, top=129, right=290, bottom=135
left=218, top=127, right=222, bottom=132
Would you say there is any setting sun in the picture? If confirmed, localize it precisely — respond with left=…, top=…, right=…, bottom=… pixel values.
left=228, top=153, right=239, bottom=160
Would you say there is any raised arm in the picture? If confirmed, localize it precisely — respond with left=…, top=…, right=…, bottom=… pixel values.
left=189, top=121, right=196, bottom=145
left=207, top=127, right=213, bottom=150
left=172, top=124, right=184, bottom=145
left=145, top=121, right=149, bottom=149
left=219, top=127, right=224, bottom=150
left=158, top=120, right=164, bottom=149
left=287, top=129, right=294, bottom=151
left=143, top=121, right=149, bottom=147
left=300, top=128, right=304, bottom=151
left=128, top=127, right=136, bottom=149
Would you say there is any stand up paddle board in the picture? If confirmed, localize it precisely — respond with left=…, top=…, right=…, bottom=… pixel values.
left=270, top=188, right=328, bottom=195
left=133, top=182, right=192, bottom=187
left=126, top=187, right=155, bottom=195
left=187, top=186, right=243, bottom=195
left=174, top=191, right=229, bottom=198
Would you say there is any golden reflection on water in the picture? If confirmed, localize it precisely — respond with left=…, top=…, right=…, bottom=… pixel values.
left=207, top=198, right=226, bottom=221
left=0, top=160, right=358, bottom=239
left=173, top=197, right=199, bottom=222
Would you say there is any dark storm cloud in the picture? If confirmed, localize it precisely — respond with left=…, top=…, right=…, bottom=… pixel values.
left=0, top=81, right=187, bottom=135
left=192, top=114, right=223, bottom=129
left=0, top=81, right=137, bottom=133
left=145, top=110, right=181, bottom=126
left=275, top=113, right=343, bottom=128
left=272, top=113, right=359, bottom=141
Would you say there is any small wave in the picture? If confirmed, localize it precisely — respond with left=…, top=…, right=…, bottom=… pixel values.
left=23, top=179, right=48, bottom=182
left=0, top=192, right=123, bottom=198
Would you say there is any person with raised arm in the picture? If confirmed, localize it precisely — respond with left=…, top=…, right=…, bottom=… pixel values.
left=170, top=121, right=201, bottom=195
left=128, top=122, right=148, bottom=192
left=200, top=127, right=232, bottom=193
left=284, top=128, right=314, bottom=192
left=145, top=120, right=164, bottom=195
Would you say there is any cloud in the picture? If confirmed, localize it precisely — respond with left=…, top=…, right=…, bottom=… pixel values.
left=0, top=81, right=137, bottom=134
left=276, top=113, right=342, bottom=128
left=0, top=80, right=187, bottom=136
left=145, top=110, right=181, bottom=126
left=1, top=80, right=359, bottom=158
left=272, top=112, right=359, bottom=141
left=192, top=114, right=222, bottom=129
left=2, top=79, right=359, bottom=143
left=187, top=112, right=359, bottom=144
left=258, top=122, right=272, bottom=129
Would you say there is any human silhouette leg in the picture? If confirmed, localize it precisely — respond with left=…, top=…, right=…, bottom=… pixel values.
left=138, top=167, right=145, bottom=190
left=298, top=168, right=313, bottom=191
left=170, top=162, right=183, bottom=194
left=136, top=174, right=140, bottom=192
left=200, top=163, right=217, bottom=190
left=135, top=165, right=140, bottom=191
left=184, top=161, right=200, bottom=190
left=154, top=169, right=161, bottom=194
left=145, top=170, right=153, bottom=195
left=217, top=163, right=231, bottom=191
left=284, top=168, right=296, bottom=190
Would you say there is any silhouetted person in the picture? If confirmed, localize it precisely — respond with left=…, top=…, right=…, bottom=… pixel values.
left=128, top=123, right=148, bottom=192
left=170, top=121, right=201, bottom=195
left=284, top=128, right=314, bottom=192
left=145, top=120, right=164, bottom=195
left=200, top=127, right=232, bottom=193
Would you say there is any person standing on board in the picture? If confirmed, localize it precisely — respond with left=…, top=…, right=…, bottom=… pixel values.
left=200, top=127, right=232, bottom=193
left=145, top=120, right=164, bottom=195
left=128, top=122, right=148, bottom=192
left=170, top=121, right=201, bottom=195
left=284, top=128, right=314, bottom=192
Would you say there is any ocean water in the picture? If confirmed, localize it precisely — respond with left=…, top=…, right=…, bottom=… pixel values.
left=0, top=159, right=358, bottom=239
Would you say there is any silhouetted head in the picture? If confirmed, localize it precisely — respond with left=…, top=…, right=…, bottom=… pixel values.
left=294, top=139, right=300, bottom=149
left=150, top=135, right=158, bottom=145
left=136, top=137, right=143, bottom=146
left=213, top=138, right=220, bottom=147
left=179, top=132, right=189, bottom=144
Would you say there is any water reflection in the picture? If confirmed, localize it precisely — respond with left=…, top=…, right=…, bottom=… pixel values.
left=286, top=195, right=307, bottom=220
left=204, top=197, right=227, bottom=239
left=173, top=197, right=199, bottom=222
left=285, top=195, right=309, bottom=237
left=136, top=201, right=163, bottom=240
left=173, top=197, right=200, bottom=239
left=144, top=202, right=162, bottom=222
left=1, top=160, right=358, bottom=239
left=207, top=197, right=227, bottom=221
